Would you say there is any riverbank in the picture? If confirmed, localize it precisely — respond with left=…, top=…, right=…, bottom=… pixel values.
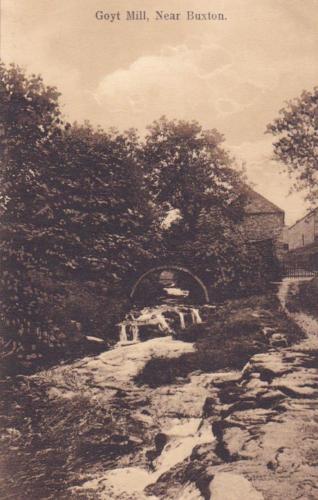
left=136, top=292, right=303, bottom=387
left=0, top=284, right=312, bottom=499
left=146, top=279, right=318, bottom=499
left=283, top=276, right=318, bottom=321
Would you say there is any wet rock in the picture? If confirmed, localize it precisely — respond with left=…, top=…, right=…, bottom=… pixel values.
left=129, top=436, right=144, bottom=446
left=155, top=432, right=168, bottom=454
left=227, top=408, right=276, bottom=426
left=148, top=466, right=206, bottom=500
left=210, top=372, right=242, bottom=387
left=257, top=390, right=286, bottom=408
left=190, top=442, right=221, bottom=465
left=271, top=370, right=318, bottom=399
left=222, top=426, right=252, bottom=459
left=225, top=399, right=258, bottom=416
left=146, top=432, right=169, bottom=467
left=274, top=382, right=318, bottom=399
left=5, top=280, right=318, bottom=500
left=209, top=472, right=264, bottom=499
left=34, top=336, right=196, bottom=399
left=243, top=377, right=268, bottom=390
left=115, top=389, right=127, bottom=397
left=245, top=352, right=291, bottom=379
left=262, top=326, right=276, bottom=338
left=202, top=397, right=217, bottom=418
left=270, top=333, right=288, bottom=347
left=218, top=385, right=243, bottom=404
left=173, top=481, right=203, bottom=500
left=133, top=410, right=153, bottom=425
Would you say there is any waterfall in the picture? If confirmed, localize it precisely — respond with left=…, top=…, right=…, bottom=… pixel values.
left=131, top=324, right=139, bottom=342
left=157, top=313, right=173, bottom=333
left=119, top=323, right=128, bottom=342
left=191, top=308, right=202, bottom=325
left=118, top=305, right=204, bottom=344
left=178, top=311, right=186, bottom=329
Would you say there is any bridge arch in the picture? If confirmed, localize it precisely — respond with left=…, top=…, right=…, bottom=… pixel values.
left=130, top=265, right=209, bottom=303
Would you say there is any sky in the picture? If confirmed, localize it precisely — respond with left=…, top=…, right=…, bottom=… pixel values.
left=1, top=0, right=318, bottom=224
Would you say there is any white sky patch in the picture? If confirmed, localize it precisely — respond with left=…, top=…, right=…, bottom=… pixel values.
left=2, top=0, right=317, bottom=223
left=161, top=208, right=182, bottom=229
left=230, top=138, right=311, bottom=225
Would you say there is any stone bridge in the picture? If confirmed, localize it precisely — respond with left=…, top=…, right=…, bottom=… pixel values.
left=130, top=265, right=210, bottom=303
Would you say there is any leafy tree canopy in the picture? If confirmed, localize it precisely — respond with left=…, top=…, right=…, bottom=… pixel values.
left=142, top=116, right=245, bottom=231
left=267, top=87, right=318, bottom=204
left=0, top=63, right=160, bottom=367
left=0, top=63, right=277, bottom=371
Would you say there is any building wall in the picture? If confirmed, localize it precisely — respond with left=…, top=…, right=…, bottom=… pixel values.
left=241, top=212, right=285, bottom=242
left=288, top=209, right=318, bottom=250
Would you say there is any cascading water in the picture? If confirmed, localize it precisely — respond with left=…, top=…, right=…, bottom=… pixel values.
left=82, top=418, right=213, bottom=497
left=130, top=324, right=139, bottom=342
left=191, top=308, right=202, bottom=324
left=178, top=311, right=186, bottom=329
left=119, top=323, right=128, bottom=342
left=117, top=282, right=208, bottom=344
left=118, top=305, right=205, bottom=344
left=156, top=313, right=173, bottom=333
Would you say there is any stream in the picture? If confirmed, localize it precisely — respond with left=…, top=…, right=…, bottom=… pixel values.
left=40, top=290, right=219, bottom=499
left=63, top=299, right=216, bottom=498
left=3, top=279, right=314, bottom=499
left=66, top=278, right=318, bottom=499
left=117, top=304, right=203, bottom=344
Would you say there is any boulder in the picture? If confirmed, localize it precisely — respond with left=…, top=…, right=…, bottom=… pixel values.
left=209, top=472, right=264, bottom=500
left=222, top=427, right=251, bottom=459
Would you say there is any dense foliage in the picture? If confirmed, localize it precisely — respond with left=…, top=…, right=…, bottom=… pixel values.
left=143, top=117, right=244, bottom=228
left=0, top=63, right=279, bottom=372
left=267, top=87, right=318, bottom=204
left=0, top=63, right=159, bottom=371
left=286, top=277, right=318, bottom=321
left=142, top=117, right=272, bottom=299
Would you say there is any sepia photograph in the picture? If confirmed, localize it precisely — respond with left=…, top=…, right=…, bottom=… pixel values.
left=0, top=0, right=317, bottom=498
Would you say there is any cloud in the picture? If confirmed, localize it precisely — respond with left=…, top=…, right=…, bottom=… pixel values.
left=93, top=43, right=264, bottom=130
left=3, top=0, right=316, bottom=225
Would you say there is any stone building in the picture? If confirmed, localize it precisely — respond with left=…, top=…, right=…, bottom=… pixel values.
left=288, top=208, right=318, bottom=250
left=287, top=208, right=318, bottom=270
left=241, top=187, right=286, bottom=255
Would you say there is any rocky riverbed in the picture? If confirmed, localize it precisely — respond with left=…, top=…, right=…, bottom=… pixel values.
left=0, top=279, right=317, bottom=499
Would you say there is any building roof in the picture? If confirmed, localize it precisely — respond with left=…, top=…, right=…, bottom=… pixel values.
left=288, top=206, right=318, bottom=230
left=244, top=187, right=285, bottom=215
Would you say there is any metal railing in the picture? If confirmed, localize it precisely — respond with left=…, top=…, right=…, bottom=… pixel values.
left=283, top=267, right=318, bottom=278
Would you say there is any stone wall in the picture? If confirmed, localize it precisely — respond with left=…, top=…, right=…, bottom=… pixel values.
left=240, top=212, right=285, bottom=242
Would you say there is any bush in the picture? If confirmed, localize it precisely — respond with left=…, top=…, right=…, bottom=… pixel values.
left=286, top=278, right=318, bottom=319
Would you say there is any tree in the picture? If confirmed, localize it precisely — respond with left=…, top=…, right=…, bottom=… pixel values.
left=267, top=87, right=318, bottom=203
left=0, top=63, right=160, bottom=370
left=143, top=117, right=244, bottom=230
left=141, top=117, right=251, bottom=295
left=0, top=63, right=66, bottom=366
left=38, top=122, right=158, bottom=281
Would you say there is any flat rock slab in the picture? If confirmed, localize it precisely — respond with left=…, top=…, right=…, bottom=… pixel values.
left=210, top=472, right=264, bottom=500
left=34, top=337, right=195, bottom=399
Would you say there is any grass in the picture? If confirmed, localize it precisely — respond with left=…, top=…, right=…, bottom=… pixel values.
left=0, top=374, right=149, bottom=499
left=135, top=292, right=304, bottom=388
